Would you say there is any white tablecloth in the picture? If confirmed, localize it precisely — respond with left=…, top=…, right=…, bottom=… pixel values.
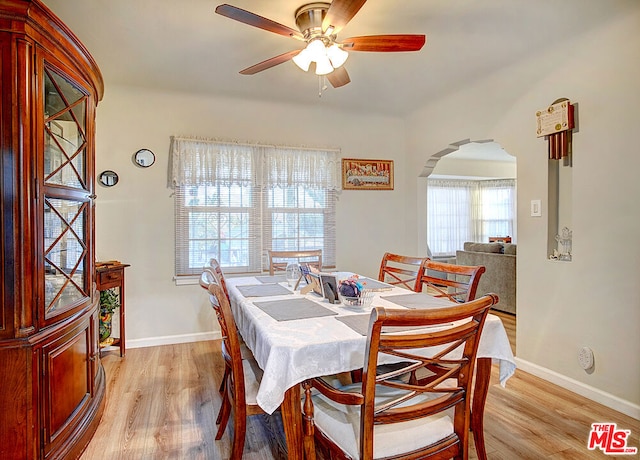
left=227, top=276, right=516, bottom=414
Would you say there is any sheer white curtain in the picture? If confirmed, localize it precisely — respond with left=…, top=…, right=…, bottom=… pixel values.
left=170, top=139, right=341, bottom=190
left=170, top=137, right=340, bottom=276
left=427, top=178, right=516, bottom=257
left=475, top=179, right=516, bottom=242
left=428, top=180, right=476, bottom=257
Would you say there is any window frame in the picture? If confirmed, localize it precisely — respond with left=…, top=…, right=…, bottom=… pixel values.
left=171, top=139, right=339, bottom=279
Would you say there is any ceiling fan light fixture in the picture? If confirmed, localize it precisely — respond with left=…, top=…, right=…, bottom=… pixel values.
left=327, top=44, right=348, bottom=68
left=294, top=38, right=333, bottom=73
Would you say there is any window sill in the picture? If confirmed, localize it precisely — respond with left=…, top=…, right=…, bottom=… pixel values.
left=174, top=272, right=264, bottom=286
left=174, top=276, right=199, bottom=286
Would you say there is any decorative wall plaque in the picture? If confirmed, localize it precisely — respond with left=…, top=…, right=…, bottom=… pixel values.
left=536, top=100, right=574, bottom=137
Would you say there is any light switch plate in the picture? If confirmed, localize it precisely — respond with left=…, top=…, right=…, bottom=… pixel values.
left=531, top=199, right=541, bottom=217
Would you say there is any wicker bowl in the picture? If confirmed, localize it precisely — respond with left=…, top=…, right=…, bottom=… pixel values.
left=339, top=289, right=374, bottom=308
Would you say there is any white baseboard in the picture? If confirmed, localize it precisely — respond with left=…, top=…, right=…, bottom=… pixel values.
left=126, top=331, right=222, bottom=349
left=515, top=357, right=640, bottom=420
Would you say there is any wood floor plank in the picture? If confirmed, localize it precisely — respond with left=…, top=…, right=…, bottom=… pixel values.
left=82, top=335, right=638, bottom=459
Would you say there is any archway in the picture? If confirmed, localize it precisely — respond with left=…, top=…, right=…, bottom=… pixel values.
left=419, top=138, right=515, bottom=178
left=417, top=139, right=517, bottom=254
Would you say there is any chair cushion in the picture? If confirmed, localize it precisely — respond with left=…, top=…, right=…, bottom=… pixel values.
left=311, top=384, right=454, bottom=459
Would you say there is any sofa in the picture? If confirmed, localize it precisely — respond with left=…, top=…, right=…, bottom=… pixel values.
left=456, top=242, right=516, bottom=314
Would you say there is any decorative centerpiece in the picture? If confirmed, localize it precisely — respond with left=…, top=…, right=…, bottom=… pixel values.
left=338, top=275, right=374, bottom=308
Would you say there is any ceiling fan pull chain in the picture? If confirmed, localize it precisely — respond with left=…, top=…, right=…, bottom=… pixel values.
left=318, top=75, right=328, bottom=98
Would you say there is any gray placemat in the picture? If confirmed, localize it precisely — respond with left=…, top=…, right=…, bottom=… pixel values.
left=253, top=298, right=338, bottom=321
left=357, top=278, right=394, bottom=291
left=335, top=314, right=372, bottom=335
left=255, top=275, right=287, bottom=284
left=236, top=284, right=292, bottom=297
left=380, top=292, right=454, bottom=309
left=335, top=314, right=451, bottom=336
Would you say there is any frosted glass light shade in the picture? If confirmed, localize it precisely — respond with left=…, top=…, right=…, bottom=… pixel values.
left=293, top=48, right=312, bottom=72
left=306, top=39, right=326, bottom=58
left=327, top=44, right=348, bottom=68
left=314, top=55, right=334, bottom=75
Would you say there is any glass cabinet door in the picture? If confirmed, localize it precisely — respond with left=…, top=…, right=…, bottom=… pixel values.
left=43, top=66, right=92, bottom=318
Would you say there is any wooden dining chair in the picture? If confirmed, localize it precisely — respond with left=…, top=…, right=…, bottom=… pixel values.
left=301, top=294, right=498, bottom=460
left=205, top=271, right=273, bottom=458
left=378, top=252, right=428, bottom=291
left=415, top=259, right=486, bottom=303
left=200, top=260, right=254, bottom=423
left=267, top=249, right=322, bottom=275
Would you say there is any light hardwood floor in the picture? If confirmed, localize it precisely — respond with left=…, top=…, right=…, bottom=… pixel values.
left=82, top=313, right=638, bottom=459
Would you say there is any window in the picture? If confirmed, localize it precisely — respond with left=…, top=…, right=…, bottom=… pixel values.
left=170, top=138, right=340, bottom=276
left=427, top=178, right=516, bottom=257
left=265, top=186, right=335, bottom=252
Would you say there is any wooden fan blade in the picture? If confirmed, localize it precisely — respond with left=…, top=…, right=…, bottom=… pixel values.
left=216, top=4, right=303, bottom=40
left=239, top=49, right=301, bottom=75
left=322, top=0, right=367, bottom=35
left=342, top=34, right=426, bottom=52
left=327, top=66, right=351, bottom=88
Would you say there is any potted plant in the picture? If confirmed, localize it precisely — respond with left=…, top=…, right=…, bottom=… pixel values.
left=99, top=288, right=119, bottom=343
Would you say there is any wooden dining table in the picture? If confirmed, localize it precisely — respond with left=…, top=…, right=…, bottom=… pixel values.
left=226, top=273, right=516, bottom=460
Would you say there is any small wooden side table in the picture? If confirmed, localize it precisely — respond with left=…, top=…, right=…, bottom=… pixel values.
left=96, top=261, right=130, bottom=357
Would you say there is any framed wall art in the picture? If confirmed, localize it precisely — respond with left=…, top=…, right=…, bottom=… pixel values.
left=342, top=158, right=394, bottom=190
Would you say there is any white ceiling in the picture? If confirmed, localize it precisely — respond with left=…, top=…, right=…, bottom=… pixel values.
left=41, top=0, right=628, bottom=117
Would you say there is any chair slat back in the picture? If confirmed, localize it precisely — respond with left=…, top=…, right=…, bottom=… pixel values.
left=359, top=294, right=497, bottom=459
left=268, top=249, right=322, bottom=275
left=416, top=259, right=486, bottom=303
left=201, top=258, right=229, bottom=300
left=206, top=274, right=247, bottom=408
left=378, top=252, right=428, bottom=291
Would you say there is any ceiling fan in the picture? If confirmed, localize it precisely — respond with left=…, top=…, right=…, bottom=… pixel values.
left=215, top=1, right=426, bottom=89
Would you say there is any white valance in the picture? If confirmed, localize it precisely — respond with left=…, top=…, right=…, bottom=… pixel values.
left=169, top=137, right=341, bottom=190
left=169, top=137, right=257, bottom=187
left=262, top=145, right=341, bottom=190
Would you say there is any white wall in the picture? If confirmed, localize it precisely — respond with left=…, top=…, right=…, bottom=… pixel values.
left=94, top=87, right=408, bottom=343
left=406, top=5, right=640, bottom=415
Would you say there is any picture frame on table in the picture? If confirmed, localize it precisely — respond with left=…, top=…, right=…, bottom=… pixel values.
left=342, top=158, right=394, bottom=190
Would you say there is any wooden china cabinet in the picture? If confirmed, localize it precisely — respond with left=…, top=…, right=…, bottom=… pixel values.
left=0, top=1, right=105, bottom=458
